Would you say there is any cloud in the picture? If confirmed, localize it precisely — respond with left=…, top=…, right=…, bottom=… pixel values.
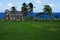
left=34, top=0, right=42, bottom=4
left=0, top=3, right=3, bottom=10
left=14, top=0, right=18, bottom=2
left=0, top=3, right=2, bottom=6
left=48, top=3, right=54, bottom=7
left=5, top=3, right=14, bottom=10
left=8, top=3, right=14, bottom=8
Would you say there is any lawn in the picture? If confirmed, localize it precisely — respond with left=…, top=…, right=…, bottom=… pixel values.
left=0, top=21, right=60, bottom=40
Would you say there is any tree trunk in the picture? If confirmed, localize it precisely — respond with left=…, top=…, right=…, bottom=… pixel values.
left=50, top=17, right=54, bottom=31
left=22, top=17, right=24, bottom=21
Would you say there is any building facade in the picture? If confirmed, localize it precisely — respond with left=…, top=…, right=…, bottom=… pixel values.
left=5, top=10, right=24, bottom=21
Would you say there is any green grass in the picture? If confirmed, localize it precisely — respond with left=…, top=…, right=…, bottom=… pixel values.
left=0, top=21, right=60, bottom=40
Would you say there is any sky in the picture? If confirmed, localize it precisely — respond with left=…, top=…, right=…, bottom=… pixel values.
left=0, top=0, right=60, bottom=12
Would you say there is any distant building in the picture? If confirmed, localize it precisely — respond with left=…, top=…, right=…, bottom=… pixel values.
left=5, top=9, right=24, bottom=21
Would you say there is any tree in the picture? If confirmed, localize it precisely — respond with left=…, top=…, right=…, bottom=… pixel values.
left=54, top=15, right=59, bottom=22
left=21, top=3, right=28, bottom=21
left=36, top=12, right=44, bottom=21
left=5, top=9, right=10, bottom=21
left=21, top=3, right=27, bottom=16
left=41, top=15, right=45, bottom=21
left=43, top=5, right=53, bottom=31
left=28, top=16, right=34, bottom=21
left=28, top=3, right=33, bottom=13
left=11, top=6, right=17, bottom=14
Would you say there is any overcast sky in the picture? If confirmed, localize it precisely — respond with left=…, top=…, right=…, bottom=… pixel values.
left=0, top=0, right=60, bottom=12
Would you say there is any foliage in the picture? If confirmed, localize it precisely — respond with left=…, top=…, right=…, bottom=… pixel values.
left=21, top=3, right=27, bottom=16
left=54, top=15, right=58, bottom=19
left=36, top=12, right=44, bottom=17
left=43, top=5, right=52, bottom=16
left=28, top=3, right=33, bottom=12
left=28, top=16, right=34, bottom=20
left=11, top=6, right=17, bottom=14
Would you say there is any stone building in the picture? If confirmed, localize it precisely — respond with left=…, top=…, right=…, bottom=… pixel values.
left=5, top=10, right=24, bottom=21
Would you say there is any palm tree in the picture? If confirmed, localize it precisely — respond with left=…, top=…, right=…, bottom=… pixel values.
left=43, top=5, right=53, bottom=31
left=11, top=6, right=17, bottom=14
left=28, top=3, right=33, bottom=13
left=21, top=3, right=28, bottom=21
left=21, top=3, right=27, bottom=16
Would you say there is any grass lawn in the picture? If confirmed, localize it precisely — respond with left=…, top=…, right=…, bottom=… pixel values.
left=0, top=20, right=60, bottom=40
